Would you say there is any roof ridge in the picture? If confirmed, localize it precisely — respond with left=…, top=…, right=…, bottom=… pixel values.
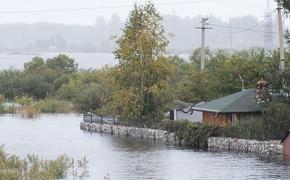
left=220, top=89, right=253, bottom=112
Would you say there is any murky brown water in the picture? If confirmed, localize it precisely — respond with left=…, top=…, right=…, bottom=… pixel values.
left=0, top=114, right=290, bottom=180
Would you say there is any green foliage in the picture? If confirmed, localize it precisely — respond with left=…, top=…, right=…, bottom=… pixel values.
left=219, top=118, right=265, bottom=140
left=15, top=95, right=34, bottom=106
left=0, top=54, right=78, bottom=100
left=177, top=69, right=211, bottom=102
left=263, top=102, right=290, bottom=140
left=163, top=119, right=215, bottom=148
left=36, top=99, right=72, bottom=113
left=190, top=47, right=212, bottom=69
left=24, top=56, right=45, bottom=71
left=168, top=55, right=194, bottom=86
left=21, top=69, right=55, bottom=99
left=110, top=2, right=174, bottom=127
left=175, top=48, right=286, bottom=102
left=282, top=0, right=290, bottom=44
left=57, top=68, right=112, bottom=112
left=282, top=0, right=290, bottom=15
left=0, top=146, right=88, bottom=180
left=46, top=54, right=78, bottom=74
left=0, top=69, right=23, bottom=99
left=0, top=95, right=5, bottom=113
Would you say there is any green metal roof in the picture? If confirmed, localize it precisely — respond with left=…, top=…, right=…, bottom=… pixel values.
left=192, top=89, right=261, bottom=113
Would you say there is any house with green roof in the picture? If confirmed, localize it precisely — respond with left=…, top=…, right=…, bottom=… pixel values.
left=192, top=88, right=262, bottom=126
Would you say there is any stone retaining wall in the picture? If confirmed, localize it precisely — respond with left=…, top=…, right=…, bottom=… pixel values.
left=208, top=137, right=283, bottom=155
left=80, top=121, right=178, bottom=145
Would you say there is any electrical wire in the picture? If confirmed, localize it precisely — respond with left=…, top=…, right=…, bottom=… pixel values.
left=0, top=0, right=232, bottom=14
left=210, top=10, right=278, bottom=34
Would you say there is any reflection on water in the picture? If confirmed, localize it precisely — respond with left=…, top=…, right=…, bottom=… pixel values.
left=0, top=114, right=290, bottom=180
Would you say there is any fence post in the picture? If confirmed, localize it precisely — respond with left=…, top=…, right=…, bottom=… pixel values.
left=90, top=114, right=93, bottom=123
left=101, top=116, right=103, bottom=125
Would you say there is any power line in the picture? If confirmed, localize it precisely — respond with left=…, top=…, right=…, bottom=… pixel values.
left=210, top=23, right=278, bottom=34
left=210, top=10, right=278, bottom=34
left=0, top=0, right=232, bottom=14
left=211, top=10, right=277, bottom=34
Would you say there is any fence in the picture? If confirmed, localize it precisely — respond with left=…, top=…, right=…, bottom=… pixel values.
left=83, top=113, right=119, bottom=125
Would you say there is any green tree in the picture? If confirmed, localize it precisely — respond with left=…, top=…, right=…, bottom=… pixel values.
left=57, top=68, right=112, bottom=112
left=24, top=56, right=45, bottom=71
left=46, top=54, right=78, bottom=74
left=111, top=3, right=174, bottom=127
left=190, top=47, right=212, bottom=69
left=176, top=69, right=211, bottom=102
left=0, top=69, right=23, bottom=99
left=282, top=0, right=290, bottom=44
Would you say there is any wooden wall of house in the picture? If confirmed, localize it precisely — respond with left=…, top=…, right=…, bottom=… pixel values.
left=202, top=112, right=231, bottom=126
left=283, top=135, right=290, bottom=156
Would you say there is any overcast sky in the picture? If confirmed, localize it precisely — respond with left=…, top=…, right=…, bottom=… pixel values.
left=0, top=0, right=280, bottom=25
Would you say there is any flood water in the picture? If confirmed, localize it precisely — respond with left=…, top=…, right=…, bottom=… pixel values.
left=0, top=114, right=290, bottom=180
left=0, top=52, right=190, bottom=70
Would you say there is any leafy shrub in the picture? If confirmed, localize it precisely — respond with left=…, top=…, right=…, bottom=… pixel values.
left=263, top=102, right=290, bottom=140
left=163, top=119, right=215, bottom=148
left=36, top=99, right=72, bottom=113
left=219, top=118, right=265, bottom=140
left=0, top=146, right=88, bottom=179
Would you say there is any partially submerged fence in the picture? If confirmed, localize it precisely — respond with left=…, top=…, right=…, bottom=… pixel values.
left=83, top=113, right=119, bottom=125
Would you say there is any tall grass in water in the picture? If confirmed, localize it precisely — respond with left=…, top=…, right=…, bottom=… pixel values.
left=0, top=146, right=89, bottom=179
left=15, top=96, right=39, bottom=118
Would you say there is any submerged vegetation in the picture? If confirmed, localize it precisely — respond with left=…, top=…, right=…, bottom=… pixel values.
left=0, top=146, right=88, bottom=180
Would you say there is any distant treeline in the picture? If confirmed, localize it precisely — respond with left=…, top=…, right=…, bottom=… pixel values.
left=0, top=14, right=278, bottom=53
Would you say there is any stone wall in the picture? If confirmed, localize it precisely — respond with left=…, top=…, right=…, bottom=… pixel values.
left=80, top=121, right=178, bottom=145
left=208, top=137, right=283, bottom=155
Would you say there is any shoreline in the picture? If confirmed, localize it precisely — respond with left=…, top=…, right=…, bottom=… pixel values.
left=81, top=121, right=283, bottom=155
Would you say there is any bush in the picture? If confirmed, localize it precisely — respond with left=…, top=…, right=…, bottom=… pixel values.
left=263, top=102, right=290, bottom=140
left=184, top=123, right=214, bottom=149
left=219, top=118, right=265, bottom=140
left=36, top=99, right=72, bottom=113
left=0, top=146, right=88, bottom=179
left=163, top=119, right=215, bottom=149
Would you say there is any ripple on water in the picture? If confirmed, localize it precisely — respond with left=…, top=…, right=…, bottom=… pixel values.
left=0, top=114, right=290, bottom=180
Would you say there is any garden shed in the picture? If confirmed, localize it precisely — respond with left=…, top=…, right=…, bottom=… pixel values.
left=192, top=88, right=262, bottom=126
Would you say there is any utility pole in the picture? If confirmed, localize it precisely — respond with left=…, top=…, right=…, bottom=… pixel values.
left=196, top=17, right=212, bottom=71
left=275, top=0, right=285, bottom=72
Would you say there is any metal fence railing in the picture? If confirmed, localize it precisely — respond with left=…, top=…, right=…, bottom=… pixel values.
left=83, top=113, right=119, bottom=125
